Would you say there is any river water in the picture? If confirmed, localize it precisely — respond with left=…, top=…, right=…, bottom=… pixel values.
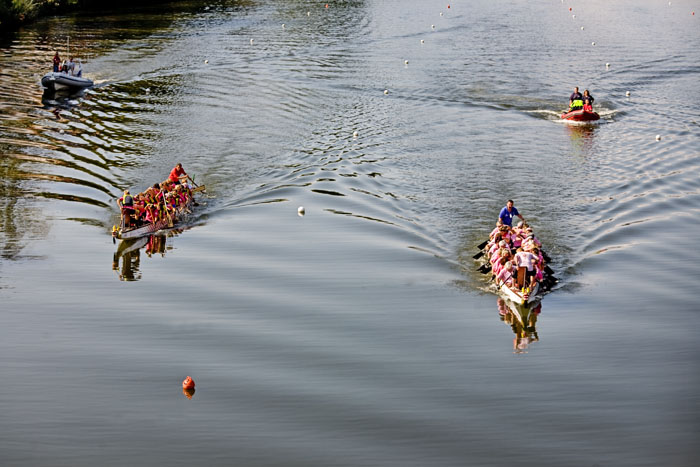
left=1, top=1, right=699, bottom=466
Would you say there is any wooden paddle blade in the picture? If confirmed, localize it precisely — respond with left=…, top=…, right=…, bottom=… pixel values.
left=477, top=239, right=489, bottom=250
left=477, top=265, right=492, bottom=274
left=472, top=251, right=485, bottom=260
left=192, top=185, right=206, bottom=193
left=544, top=265, right=555, bottom=275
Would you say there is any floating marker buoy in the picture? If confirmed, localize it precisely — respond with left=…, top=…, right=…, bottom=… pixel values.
left=656, top=135, right=661, bottom=141
left=182, top=376, right=195, bottom=390
left=569, top=7, right=572, bottom=11
left=421, top=39, right=425, bottom=44
left=250, top=38, right=254, bottom=44
left=204, top=59, right=208, bottom=64
left=431, top=24, right=435, bottom=29
left=606, top=63, right=610, bottom=67
left=183, top=387, right=195, bottom=400
left=404, top=60, right=409, bottom=65
left=626, top=91, right=631, bottom=96
left=59, top=129, right=64, bottom=134
left=384, top=89, right=389, bottom=94
left=325, top=3, right=329, bottom=8
left=353, top=131, right=358, bottom=138
left=572, top=14, right=576, bottom=19
left=307, top=11, right=311, bottom=16
left=282, top=23, right=285, bottom=28
left=298, top=206, right=305, bottom=216
left=591, top=41, right=596, bottom=46
left=581, top=26, right=584, bottom=30
left=440, top=12, right=443, bottom=17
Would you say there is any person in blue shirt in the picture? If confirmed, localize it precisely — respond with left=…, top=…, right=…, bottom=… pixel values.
left=569, top=86, right=583, bottom=111
left=499, top=200, right=525, bottom=227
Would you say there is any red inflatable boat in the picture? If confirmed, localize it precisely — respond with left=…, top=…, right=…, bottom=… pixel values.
left=561, top=108, right=600, bottom=122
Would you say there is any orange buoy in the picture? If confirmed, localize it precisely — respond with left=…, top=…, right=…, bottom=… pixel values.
left=325, top=3, right=329, bottom=8
left=183, top=387, right=195, bottom=400
left=182, top=376, right=195, bottom=389
left=569, top=7, right=572, bottom=11
left=447, top=4, right=451, bottom=8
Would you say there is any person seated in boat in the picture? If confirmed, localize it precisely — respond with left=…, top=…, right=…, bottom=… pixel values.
left=515, top=247, right=538, bottom=289
left=582, top=89, right=594, bottom=111
left=65, top=57, right=75, bottom=76
left=499, top=200, right=525, bottom=227
left=169, top=163, right=188, bottom=184
left=569, top=86, right=583, bottom=111
left=52, top=52, right=61, bottom=72
left=496, top=261, right=517, bottom=288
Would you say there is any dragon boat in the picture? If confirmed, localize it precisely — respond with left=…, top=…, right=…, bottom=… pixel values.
left=111, top=177, right=204, bottom=241
left=474, top=229, right=557, bottom=306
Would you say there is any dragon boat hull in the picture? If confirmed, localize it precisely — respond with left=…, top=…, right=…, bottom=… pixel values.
left=560, top=109, right=600, bottom=122
left=115, top=199, right=193, bottom=240
left=498, top=280, right=540, bottom=306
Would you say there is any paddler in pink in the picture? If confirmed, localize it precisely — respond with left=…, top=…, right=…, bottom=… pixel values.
left=515, top=248, right=538, bottom=288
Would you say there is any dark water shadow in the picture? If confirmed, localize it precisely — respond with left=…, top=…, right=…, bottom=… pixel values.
left=112, top=231, right=180, bottom=282
left=497, top=298, right=542, bottom=354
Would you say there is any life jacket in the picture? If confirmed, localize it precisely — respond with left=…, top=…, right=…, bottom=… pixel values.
left=570, top=99, right=583, bottom=109
left=122, top=195, right=133, bottom=207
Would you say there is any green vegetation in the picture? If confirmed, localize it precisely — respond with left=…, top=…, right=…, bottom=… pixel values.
left=0, top=0, right=171, bottom=31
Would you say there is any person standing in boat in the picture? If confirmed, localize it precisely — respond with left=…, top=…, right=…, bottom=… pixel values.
left=498, top=200, right=525, bottom=227
left=168, top=163, right=188, bottom=184
left=118, top=190, right=135, bottom=228
left=582, top=90, right=594, bottom=112
left=52, top=52, right=61, bottom=72
left=569, top=86, right=583, bottom=111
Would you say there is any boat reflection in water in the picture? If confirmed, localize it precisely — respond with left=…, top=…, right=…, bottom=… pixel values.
left=112, top=231, right=182, bottom=281
left=497, top=298, right=541, bottom=354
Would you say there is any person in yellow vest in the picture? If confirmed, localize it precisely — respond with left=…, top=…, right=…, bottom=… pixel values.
left=569, top=86, right=583, bottom=111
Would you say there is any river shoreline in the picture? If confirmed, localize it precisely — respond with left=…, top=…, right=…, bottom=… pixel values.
left=0, top=0, right=173, bottom=34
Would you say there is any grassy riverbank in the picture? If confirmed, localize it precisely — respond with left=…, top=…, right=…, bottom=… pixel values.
left=0, top=0, right=172, bottom=32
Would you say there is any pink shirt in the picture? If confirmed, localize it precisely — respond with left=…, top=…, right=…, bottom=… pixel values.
left=515, top=251, right=538, bottom=271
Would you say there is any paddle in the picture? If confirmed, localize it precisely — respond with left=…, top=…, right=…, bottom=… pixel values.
left=160, top=190, right=174, bottom=228
left=473, top=250, right=485, bottom=260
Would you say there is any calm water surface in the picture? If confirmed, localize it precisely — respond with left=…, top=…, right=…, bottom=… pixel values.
left=1, top=1, right=699, bottom=466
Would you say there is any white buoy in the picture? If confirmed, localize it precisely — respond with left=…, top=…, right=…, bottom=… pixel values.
left=59, top=129, right=65, bottom=134
left=626, top=91, right=631, bottom=96
left=440, top=12, right=443, bottom=17
left=404, top=60, right=409, bottom=65
left=431, top=24, right=435, bottom=29
left=145, top=88, right=150, bottom=93
left=298, top=206, right=305, bottom=216
left=353, top=131, right=358, bottom=138
left=204, top=59, right=208, bottom=64
left=282, top=24, right=285, bottom=29
left=591, top=41, right=596, bottom=46
left=250, top=38, right=254, bottom=44
left=606, top=63, right=610, bottom=68
left=572, top=14, right=576, bottom=19
left=656, top=135, right=661, bottom=141
left=307, top=11, right=311, bottom=16
left=581, top=26, right=584, bottom=30
left=421, top=39, right=425, bottom=44
left=384, top=89, right=389, bottom=95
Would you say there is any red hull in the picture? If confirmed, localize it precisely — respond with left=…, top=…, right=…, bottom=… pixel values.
left=561, top=109, right=600, bottom=121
